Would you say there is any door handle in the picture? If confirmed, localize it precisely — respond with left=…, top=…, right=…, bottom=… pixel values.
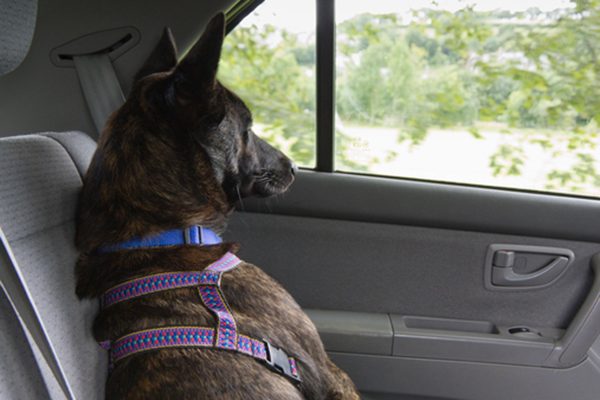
left=485, top=244, right=575, bottom=290
left=492, top=255, right=569, bottom=286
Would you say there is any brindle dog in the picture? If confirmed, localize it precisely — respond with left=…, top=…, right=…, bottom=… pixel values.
left=75, top=13, right=360, bottom=400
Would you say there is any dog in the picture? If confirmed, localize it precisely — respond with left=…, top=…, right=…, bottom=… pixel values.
left=75, top=13, right=360, bottom=400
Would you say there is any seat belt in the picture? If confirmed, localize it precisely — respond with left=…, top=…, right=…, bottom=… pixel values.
left=0, top=228, right=75, bottom=400
left=72, top=53, right=125, bottom=137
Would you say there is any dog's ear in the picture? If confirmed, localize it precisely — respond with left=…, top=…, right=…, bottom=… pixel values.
left=174, top=13, right=226, bottom=98
left=133, top=27, right=178, bottom=83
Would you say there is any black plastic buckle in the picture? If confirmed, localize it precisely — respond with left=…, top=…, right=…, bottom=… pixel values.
left=263, top=340, right=301, bottom=384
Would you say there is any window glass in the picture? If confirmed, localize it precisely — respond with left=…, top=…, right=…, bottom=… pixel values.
left=336, top=0, right=600, bottom=197
left=219, top=0, right=316, bottom=167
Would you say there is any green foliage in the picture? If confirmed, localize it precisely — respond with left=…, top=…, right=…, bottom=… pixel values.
left=219, top=0, right=600, bottom=195
left=547, top=153, right=600, bottom=192
left=490, top=144, right=525, bottom=176
left=335, top=1, right=600, bottom=194
left=478, top=0, right=600, bottom=192
left=428, top=7, right=493, bottom=63
left=336, top=14, right=481, bottom=141
left=220, top=22, right=375, bottom=170
left=337, top=38, right=419, bottom=126
left=219, top=24, right=316, bottom=166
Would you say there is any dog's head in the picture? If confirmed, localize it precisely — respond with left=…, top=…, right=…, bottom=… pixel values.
left=133, top=13, right=297, bottom=199
left=77, top=13, right=296, bottom=251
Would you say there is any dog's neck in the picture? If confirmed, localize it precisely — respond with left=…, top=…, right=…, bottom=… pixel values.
left=75, top=109, right=233, bottom=254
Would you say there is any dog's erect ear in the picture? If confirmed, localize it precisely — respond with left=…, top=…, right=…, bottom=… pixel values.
left=133, top=28, right=178, bottom=83
left=175, top=13, right=226, bottom=97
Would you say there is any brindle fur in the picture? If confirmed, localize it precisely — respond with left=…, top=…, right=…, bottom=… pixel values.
left=75, top=13, right=360, bottom=400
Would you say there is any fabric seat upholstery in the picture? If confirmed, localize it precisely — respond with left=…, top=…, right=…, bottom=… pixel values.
left=0, top=288, right=50, bottom=399
left=0, top=131, right=104, bottom=399
left=0, top=0, right=37, bottom=75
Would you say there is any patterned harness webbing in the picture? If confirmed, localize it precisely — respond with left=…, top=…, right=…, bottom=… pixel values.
left=99, top=252, right=301, bottom=382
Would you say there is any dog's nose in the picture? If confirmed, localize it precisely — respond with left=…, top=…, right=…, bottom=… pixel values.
left=290, top=162, right=298, bottom=176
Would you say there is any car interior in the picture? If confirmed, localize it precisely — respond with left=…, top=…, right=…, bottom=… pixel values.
left=1, top=0, right=600, bottom=399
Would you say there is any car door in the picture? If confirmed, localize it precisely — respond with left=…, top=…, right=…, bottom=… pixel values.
left=222, top=0, right=600, bottom=399
left=226, top=171, right=600, bottom=400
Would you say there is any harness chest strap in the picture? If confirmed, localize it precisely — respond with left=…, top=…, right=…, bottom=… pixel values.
left=99, top=251, right=301, bottom=383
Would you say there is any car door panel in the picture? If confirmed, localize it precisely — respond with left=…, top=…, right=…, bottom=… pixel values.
left=225, top=171, right=600, bottom=399
left=231, top=171, right=600, bottom=243
left=227, top=212, right=597, bottom=330
left=329, top=349, right=600, bottom=400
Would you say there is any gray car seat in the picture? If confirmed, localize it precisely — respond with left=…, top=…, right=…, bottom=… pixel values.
left=0, top=132, right=104, bottom=400
left=0, top=0, right=36, bottom=75
left=0, top=288, right=50, bottom=399
left=1, top=1, right=108, bottom=398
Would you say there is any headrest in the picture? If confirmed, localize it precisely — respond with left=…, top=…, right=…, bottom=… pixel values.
left=0, top=0, right=38, bottom=75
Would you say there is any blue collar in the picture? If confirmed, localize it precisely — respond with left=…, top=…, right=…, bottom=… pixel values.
left=98, top=226, right=222, bottom=253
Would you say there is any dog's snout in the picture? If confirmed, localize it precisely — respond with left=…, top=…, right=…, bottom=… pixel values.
left=290, top=162, right=298, bottom=176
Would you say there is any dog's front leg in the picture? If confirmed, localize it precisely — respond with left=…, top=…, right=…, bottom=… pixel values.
left=322, top=358, right=362, bottom=400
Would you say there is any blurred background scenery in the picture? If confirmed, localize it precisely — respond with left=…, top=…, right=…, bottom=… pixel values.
left=219, top=0, right=600, bottom=197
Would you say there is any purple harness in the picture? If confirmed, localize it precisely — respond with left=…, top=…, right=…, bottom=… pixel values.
left=97, top=229, right=301, bottom=383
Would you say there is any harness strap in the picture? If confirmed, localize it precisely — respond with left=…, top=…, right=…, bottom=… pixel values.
left=99, top=252, right=301, bottom=383
left=102, top=270, right=204, bottom=308
left=197, top=252, right=240, bottom=350
left=101, top=252, right=240, bottom=307
left=101, top=326, right=299, bottom=380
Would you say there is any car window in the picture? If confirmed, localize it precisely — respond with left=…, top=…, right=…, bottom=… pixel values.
left=222, top=0, right=600, bottom=198
left=219, top=0, right=317, bottom=168
left=335, top=0, right=600, bottom=197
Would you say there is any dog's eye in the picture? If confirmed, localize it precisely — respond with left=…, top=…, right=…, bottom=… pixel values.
left=242, top=129, right=250, bottom=143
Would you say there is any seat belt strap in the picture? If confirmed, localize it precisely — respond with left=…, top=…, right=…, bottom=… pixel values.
left=0, top=228, right=75, bottom=400
left=73, top=53, right=125, bottom=136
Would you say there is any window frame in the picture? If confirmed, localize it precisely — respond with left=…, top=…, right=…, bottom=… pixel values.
left=316, top=0, right=335, bottom=172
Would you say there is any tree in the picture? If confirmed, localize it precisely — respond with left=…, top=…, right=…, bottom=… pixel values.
left=219, top=24, right=316, bottom=166
left=220, top=23, right=376, bottom=171
left=220, top=1, right=600, bottom=195
left=336, top=2, right=600, bottom=194
left=475, top=0, right=600, bottom=192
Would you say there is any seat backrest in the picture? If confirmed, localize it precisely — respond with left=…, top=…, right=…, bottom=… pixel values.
left=0, top=0, right=37, bottom=75
left=0, top=131, right=105, bottom=399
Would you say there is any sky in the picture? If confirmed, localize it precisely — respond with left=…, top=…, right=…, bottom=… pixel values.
left=242, top=0, right=574, bottom=32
